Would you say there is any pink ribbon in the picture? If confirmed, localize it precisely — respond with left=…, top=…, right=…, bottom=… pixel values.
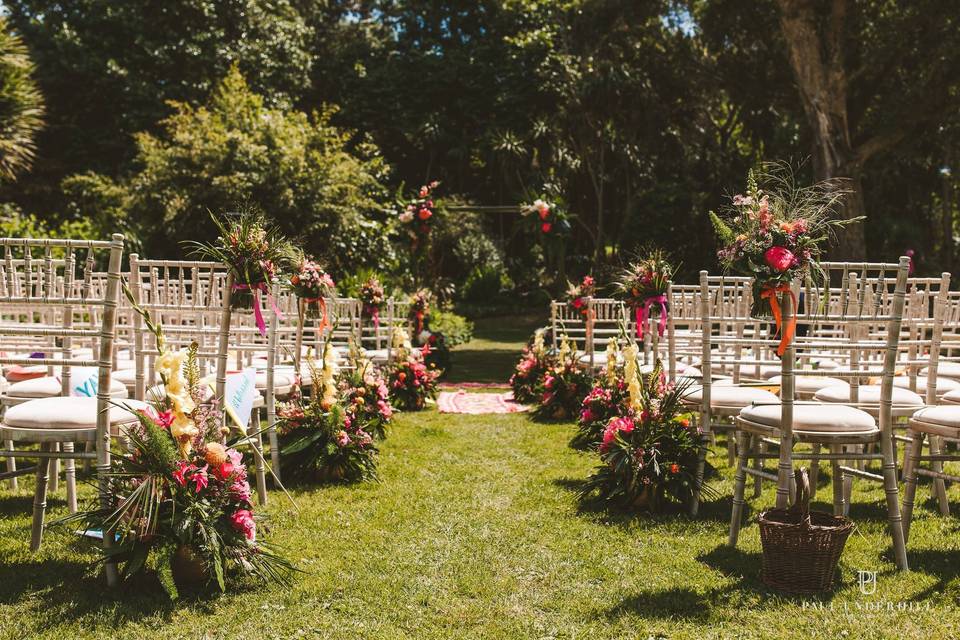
left=233, top=283, right=283, bottom=337
left=636, top=294, right=668, bottom=339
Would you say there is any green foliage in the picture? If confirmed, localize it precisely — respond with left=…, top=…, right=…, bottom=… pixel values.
left=0, top=202, right=95, bottom=240
left=427, top=310, right=474, bottom=348
left=0, top=16, right=43, bottom=183
left=76, top=67, right=393, bottom=273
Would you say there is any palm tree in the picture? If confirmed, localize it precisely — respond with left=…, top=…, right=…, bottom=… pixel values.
left=0, top=17, right=44, bottom=182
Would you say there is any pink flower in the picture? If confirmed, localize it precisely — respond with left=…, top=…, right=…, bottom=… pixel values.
left=764, top=246, right=796, bottom=272
left=538, top=206, right=550, bottom=220
left=172, top=461, right=194, bottom=487
left=230, top=479, right=252, bottom=502
left=582, top=275, right=595, bottom=288
left=544, top=375, right=555, bottom=390
left=213, top=460, right=235, bottom=481
left=227, top=448, right=243, bottom=467
left=419, top=186, right=429, bottom=197
left=230, top=509, right=256, bottom=541
left=192, top=465, right=209, bottom=493
left=600, top=417, right=635, bottom=453
left=732, top=194, right=753, bottom=206
left=336, top=430, right=351, bottom=447
left=581, top=408, right=593, bottom=423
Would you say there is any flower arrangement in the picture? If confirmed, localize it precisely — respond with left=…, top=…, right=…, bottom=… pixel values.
left=565, top=275, right=596, bottom=316
left=63, top=334, right=294, bottom=597
left=338, top=356, right=394, bottom=441
left=398, top=180, right=440, bottom=246
left=188, top=210, right=294, bottom=333
left=510, top=329, right=554, bottom=404
left=532, top=337, right=592, bottom=422
left=359, top=275, right=386, bottom=328
left=387, top=327, right=440, bottom=411
left=710, top=163, right=855, bottom=355
left=289, top=256, right=336, bottom=332
left=579, top=360, right=713, bottom=511
left=522, top=197, right=571, bottom=237
left=277, top=344, right=378, bottom=483
left=409, top=288, right=432, bottom=335
left=569, top=340, right=630, bottom=450
left=617, top=251, right=674, bottom=339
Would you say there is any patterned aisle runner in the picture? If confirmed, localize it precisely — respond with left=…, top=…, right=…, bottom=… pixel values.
left=437, top=390, right=529, bottom=414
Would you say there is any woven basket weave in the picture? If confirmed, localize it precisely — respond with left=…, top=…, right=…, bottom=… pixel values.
left=758, top=468, right=853, bottom=594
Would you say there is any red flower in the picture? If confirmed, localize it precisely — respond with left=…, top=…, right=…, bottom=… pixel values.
left=541, top=222, right=552, bottom=234
left=764, top=246, right=796, bottom=272
left=213, top=461, right=235, bottom=481
left=538, top=207, right=550, bottom=221
left=572, top=297, right=584, bottom=309
left=670, top=463, right=680, bottom=474
left=418, top=208, right=432, bottom=221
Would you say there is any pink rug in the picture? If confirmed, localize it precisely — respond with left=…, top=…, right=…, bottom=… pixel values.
left=437, top=390, right=529, bottom=414
left=439, top=381, right=509, bottom=390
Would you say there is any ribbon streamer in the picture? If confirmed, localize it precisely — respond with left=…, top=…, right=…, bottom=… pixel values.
left=305, top=296, right=330, bottom=336
left=635, top=294, right=668, bottom=339
left=760, top=283, right=797, bottom=357
left=233, top=283, right=284, bottom=337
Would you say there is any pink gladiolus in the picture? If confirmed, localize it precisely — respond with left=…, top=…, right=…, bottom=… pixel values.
left=230, top=479, right=252, bottom=502
left=192, top=465, right=209, bottom=493
left=764, top=246, right=796, bottom=272
left=230, top=509, right=256, bottom=541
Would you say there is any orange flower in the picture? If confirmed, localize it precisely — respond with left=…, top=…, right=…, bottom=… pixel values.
left=204, top=442, right=228, bottom=467
left=679, top=418, right=690, bottom=428
left=670, top=463, right=680, bottom=474
left=418, top=208, right=432, bottom=221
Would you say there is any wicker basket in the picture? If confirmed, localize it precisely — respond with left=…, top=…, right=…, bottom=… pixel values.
left=758, top=468, right=854, bottom=594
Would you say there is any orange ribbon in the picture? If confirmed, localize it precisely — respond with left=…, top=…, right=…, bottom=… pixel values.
left=304, top=297, right=329, bottom=341
left=760, top=283, right=797, bottom=357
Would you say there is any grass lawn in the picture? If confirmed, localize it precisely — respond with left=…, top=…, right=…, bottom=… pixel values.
left=2, top=322, right=960, bottom=639
left=2, top=408, right=959, bottom=639
left=445, top=313, right=543, bottom=385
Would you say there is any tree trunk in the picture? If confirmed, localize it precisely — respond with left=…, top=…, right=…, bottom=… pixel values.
left=776, top=0, right=866, bottom=260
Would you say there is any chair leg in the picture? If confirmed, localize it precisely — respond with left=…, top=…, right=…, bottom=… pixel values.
left=689, top=424, right=710, bottom=517
left=901, top=431, right=924, bottom=545
left=752, top=438, right=763, bottom=499
left=881, top=432, right=909, bottom=571
left=809, top=443, right=822, bottom=499
left=831, top=445, right=845, bottom=516
left=48, top=444, right=59, bottom=494
left=4, top=439, right=17, bottom=491
left=251, top=409, right=268, bottom=506
left=728, top=431, right=750, bottom=547
left=267, top=406, right=282, bottom=484
left=929, top=436, right=950, bottom=517
left=63, top=442, right=77, bottom=514
left=82, top=441, right=92, bottom=474
left=726, top=430, right=736, bottom=467
left=30, top=443, right=51, bottom=551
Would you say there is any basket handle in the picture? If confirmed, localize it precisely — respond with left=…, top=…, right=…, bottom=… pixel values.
left=791, top=467, right=812, bottom=528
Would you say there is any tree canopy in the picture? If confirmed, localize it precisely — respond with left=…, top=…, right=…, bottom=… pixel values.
left=0, top=0, right=957, bottom=281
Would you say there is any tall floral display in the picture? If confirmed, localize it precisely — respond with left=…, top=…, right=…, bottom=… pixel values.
left=359, top=275, right=386, bottom=330
left=617, top=251, right=674, bottom=340
left=387, top=327, right=440, bottom=411
left=289, top=256, right=337, bottom=331
left=397, top=181, right=440, bottom=285
left=521, top=195, right=572, bottom=291
left=189, top=210, right=294, bottom=335
left=579, top=359, right=712, bottom=512
left=570, top=339, right=630, bottom=450
left=510, top=329, right=553, bottom=404
left=64, top=318, right=294, bottom=597
left=277, top=343, right=380, bottom=482
left=710, top=164, right=854, bottom=355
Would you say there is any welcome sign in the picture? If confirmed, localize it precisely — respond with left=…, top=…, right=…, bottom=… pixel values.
left=223, top=368, right=258, bottom=431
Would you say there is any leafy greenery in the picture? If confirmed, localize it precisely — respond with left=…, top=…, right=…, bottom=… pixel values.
left=0, top=16, right=43, bottom=182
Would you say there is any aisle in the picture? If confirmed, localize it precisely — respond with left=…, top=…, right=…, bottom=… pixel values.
left=446, top=313, right=542, bottom=385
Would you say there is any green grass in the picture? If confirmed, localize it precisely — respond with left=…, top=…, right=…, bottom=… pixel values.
left=445, top=313, right=542, bottom=384
left=2, top=407, right=960, bottom=639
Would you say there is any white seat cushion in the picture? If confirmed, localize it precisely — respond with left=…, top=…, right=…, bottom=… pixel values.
left=683, top=385, right=779, bottom=408
left=769, top=375, right=848, bottom=395
left=923, top=362, right=960, bottom=380
left=113, top=368, right=134, bottom=384
left=255, top=370, right=293, bottom=390
left=5, top=375, right=128, bottom=399
left=814, top=384, right=924, bottom=407
left=942, top=388, right=960, bottom=404
left=894, top=376, right=960, bottom=397
left=910, top=405, right=960, bottom=429
left=4, top=397, right=149, bottom=430
left=739, top=403, right=877, bottom=433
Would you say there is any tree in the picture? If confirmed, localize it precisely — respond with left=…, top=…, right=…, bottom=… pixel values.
left=3, top=0, right=312, bottom=213
left=773, top=0, right=960, bottom=259
left=0, top=16, right=44, bottom=182
left=69, top=67, right=395, bottom=275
